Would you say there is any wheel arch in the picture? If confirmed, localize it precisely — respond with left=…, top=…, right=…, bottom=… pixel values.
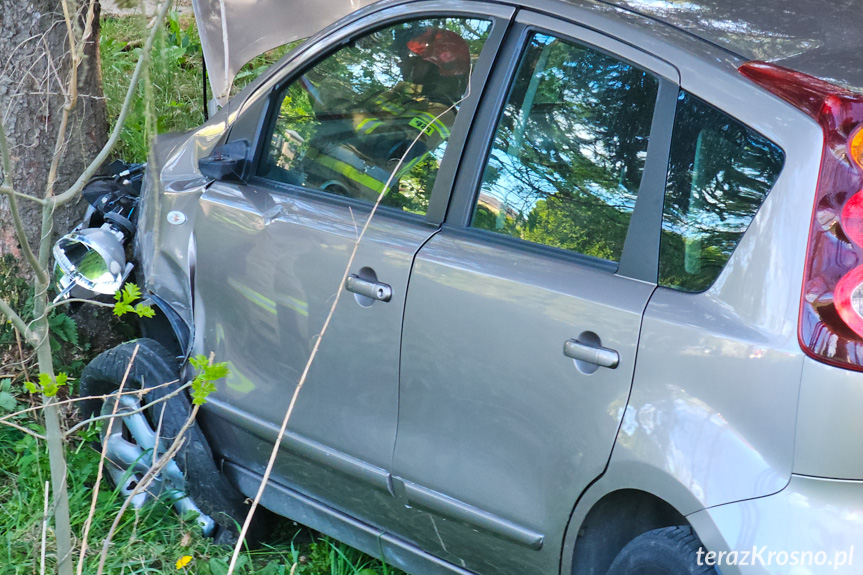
left=563, top=461, right=712, bottom=575
left=139, top=293, right=192, bottom=360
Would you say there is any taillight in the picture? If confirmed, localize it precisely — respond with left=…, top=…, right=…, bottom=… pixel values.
left=739, top=61, right=863, bottom=370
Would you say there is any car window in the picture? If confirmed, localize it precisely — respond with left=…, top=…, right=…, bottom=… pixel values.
left=659, top=91, right=785, bottom=292
left=259, top=18, right=492, bottom=215
left=469, top=32, right=658, bottom=262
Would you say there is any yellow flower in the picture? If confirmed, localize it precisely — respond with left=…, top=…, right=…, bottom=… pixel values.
left=175, top=556, right=193, bottom=569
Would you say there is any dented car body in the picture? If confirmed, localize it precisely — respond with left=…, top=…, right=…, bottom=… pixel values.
left=67, top=0, right=863, bottom=573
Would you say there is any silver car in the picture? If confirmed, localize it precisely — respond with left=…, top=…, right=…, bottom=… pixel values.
left=65, top=0, right=863, bottom=573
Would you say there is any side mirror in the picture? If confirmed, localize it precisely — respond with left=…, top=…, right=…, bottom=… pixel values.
left=199, top=140, right=250, bottom=183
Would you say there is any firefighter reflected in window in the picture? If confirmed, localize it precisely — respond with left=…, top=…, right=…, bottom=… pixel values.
left=298, top=27, right=471, bottom=205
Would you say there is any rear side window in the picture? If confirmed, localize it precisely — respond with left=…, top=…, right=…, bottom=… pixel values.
left=659, top=91, right=785, bottom=292
left=470, top=33, right=658, bottom=262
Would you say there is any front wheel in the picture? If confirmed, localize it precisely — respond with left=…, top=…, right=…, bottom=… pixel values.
left=606, top=526, right=718, bottom=575
left=79, top=338, right=252, bottom=543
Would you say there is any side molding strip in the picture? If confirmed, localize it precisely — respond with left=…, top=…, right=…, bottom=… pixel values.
left=224, top=462, right=476, bottom=575
left=397, top=478, right=545, bottom=550
left=204, top=398, right=392, bottom=493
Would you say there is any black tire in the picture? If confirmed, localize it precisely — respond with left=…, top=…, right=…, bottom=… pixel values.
left=606, top=526, right=718, bottom=575
left=79, top=338, right=257, bottom=544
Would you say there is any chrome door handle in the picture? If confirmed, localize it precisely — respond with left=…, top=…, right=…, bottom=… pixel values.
left=346, top=275, right=392, bottom=302
left=564, top=339, right=619, bottom=369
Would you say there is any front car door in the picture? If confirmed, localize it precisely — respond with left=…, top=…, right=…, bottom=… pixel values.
left=192, top=4, right=511, bottom=534
left=392, top=12, right=679, bottom=573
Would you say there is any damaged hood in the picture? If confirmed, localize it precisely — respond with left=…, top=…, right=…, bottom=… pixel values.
left=192, top=0, right=373, bottom=104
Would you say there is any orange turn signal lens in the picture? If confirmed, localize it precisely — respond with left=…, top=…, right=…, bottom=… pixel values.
left=849, top=126, right=863, bottom=170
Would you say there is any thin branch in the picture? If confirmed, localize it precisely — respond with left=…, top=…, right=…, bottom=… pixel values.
left=0, top=378, right=179, bottom=423
left=40, top=480, right=49, bottom=575
left=14, top=328, right=30, bottom=383
left=226, top=80, right=473, bottom=574
left=0, top=188, right=46, bottom=204
left=0, top=418, right=47, bottom=440
left=64, top=382, right=192, bottom=438
left=0, top=297, right=36, bottom=344
left=45, top=0, right=86, bottom=201
left=76, top=0, right=99, bottom=64
left=54, top=0, right=173, bottom=207
left=0, top=122, right=48, bottom=285
left=44, top=299, right=116, bottom=314
left=76, top=345, right=137, bottom=575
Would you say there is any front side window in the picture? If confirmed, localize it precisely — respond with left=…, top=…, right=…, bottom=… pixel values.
left=259, top=18, right=491, bottom=215
left=470, top=33, right=658, bottom=262
left=659, top=91, right=785, bottom=292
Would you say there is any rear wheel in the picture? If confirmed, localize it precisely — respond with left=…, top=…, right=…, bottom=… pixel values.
left=606, top=526, right=718, bottom=575
left=79, top=338, right=252, bottom=543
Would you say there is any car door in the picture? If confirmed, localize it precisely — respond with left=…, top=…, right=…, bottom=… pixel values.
left=191, top=5, right=511, bottom=533
left=391, top=12, right=679, bottom=574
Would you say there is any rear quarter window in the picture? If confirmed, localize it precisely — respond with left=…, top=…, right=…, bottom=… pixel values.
left=659, top=91, right=785, bottom=292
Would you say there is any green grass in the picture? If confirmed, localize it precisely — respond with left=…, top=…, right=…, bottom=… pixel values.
left=0, top=12, right=407, bottom=575
left=0, top=393, right=408, bottom=574
left=100, top=11, right=293, bottom=163
left=101, top=11, right=207, bottom=162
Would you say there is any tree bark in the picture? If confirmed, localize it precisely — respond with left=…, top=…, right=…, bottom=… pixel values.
left=0, top=0, right=108, bottom=258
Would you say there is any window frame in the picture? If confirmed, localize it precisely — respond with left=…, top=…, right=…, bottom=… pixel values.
left=241, top=2, right=514, bottom=224
left=443, top=11, right=680, bottom=281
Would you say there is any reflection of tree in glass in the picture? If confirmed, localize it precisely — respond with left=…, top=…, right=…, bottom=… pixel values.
left=474, top=34, right=658, bottom=262
left=262, top=18, right=491, bottom=212
left=659, top=92, right=785, bottom=291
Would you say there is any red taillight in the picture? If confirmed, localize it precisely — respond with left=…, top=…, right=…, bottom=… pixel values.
left=739, top=61, right=863, bottom=369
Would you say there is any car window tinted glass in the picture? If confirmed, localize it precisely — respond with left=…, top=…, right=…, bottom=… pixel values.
left=470, top=33, right=658, bottom=262
left=659, top=91, right=785, bottom=292
left=259, top=18, right=491, bottom=215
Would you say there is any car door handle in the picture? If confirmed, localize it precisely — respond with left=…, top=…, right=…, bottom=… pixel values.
left=563, top=339, right=619, bottom=369
left=345, top=275, right=392, bottom=302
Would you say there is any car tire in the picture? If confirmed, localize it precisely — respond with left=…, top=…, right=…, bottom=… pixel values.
left=605, top=526, right=718, bottom=575
left=79, top=338, right=256, bottom=544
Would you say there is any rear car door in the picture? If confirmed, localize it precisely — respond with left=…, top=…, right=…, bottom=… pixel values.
left=191, top=5, right=510, bottom=533
left=391, top=12, right=679, bottom=574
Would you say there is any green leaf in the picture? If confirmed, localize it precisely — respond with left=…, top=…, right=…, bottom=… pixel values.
left=23, top=381, right=38, bottom=394
left=113, top=302, right=133, bottom=317
left=208, top=558, right=228, bottom=575
left=203, top=363, right=229, bottom=381
left=134, top=303, right=155, bottom=318
left=188, top=357, right=230, bottom=405
left=259, top=562, right=279, bottom=575
left=55, top=372, right=68, bottom=388
left=190, top=379, right=216, bottom=405
left=114, top=282, right=147, bottom=317
left=43, top=381, right=58, bottom=397
left=122, top=283, right=141, bottom=301
left=0, top=391, right=17, bottom=412
left=49, top=313, right=78, bottom=345
left=189, top=355, right=208, bottom=371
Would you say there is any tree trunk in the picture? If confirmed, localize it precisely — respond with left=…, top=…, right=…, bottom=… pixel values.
left=0, top=0, right=109, bottom=258
left=1, top=4, right=108, bottom=574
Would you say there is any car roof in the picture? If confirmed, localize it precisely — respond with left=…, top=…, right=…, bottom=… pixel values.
left=597, top=0, right=863, bottom=91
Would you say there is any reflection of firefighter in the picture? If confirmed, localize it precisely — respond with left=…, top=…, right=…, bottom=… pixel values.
left=303, top=28, right=471, bottom=201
